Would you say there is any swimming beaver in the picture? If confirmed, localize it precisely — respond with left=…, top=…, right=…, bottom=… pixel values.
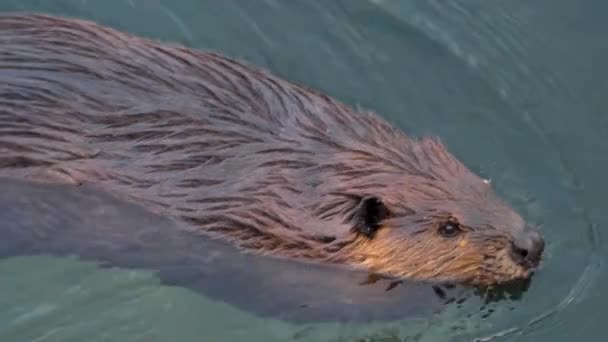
left=0, top=13, right=544, bottom=287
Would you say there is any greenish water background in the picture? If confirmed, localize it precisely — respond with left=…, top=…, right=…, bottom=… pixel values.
left=0, top=0, right=606, bottom=341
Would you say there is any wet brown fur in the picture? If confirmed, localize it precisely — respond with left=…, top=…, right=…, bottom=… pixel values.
left=0, top=13, right=540, bottom=286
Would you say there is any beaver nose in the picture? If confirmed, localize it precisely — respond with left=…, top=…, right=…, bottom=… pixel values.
left=510, top=229, right=544, bottom=267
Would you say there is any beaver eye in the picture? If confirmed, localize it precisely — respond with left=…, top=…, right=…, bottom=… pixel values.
left=438, top=222, right=461, bottom=238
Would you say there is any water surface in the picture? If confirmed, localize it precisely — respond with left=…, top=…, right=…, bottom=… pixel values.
left=0, top=0, right=606, bottom=341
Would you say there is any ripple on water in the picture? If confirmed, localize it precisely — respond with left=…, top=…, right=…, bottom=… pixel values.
left=0, top=0, right=603, bottom=341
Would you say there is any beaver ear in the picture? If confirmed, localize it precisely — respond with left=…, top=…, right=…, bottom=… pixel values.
left=354, top=196, right=390, bottom=238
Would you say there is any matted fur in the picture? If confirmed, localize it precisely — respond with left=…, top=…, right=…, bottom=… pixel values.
left=0, top=13, right=542, bottom=285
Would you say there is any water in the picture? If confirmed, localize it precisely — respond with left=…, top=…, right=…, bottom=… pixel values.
left=0, top=0, right=606, bottom=341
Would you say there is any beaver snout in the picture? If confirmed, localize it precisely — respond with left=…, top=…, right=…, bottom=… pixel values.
left=509, top=229, right=545, bottom=268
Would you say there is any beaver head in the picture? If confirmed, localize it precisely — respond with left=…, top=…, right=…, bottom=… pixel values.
left=312, top=136, right=545, bottom=287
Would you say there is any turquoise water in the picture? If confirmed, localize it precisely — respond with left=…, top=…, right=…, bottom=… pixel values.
left=1, top=0, right=607, bottom=341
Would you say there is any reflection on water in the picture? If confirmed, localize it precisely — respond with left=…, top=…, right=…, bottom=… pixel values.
left=0, top=0, right=607, bottom=341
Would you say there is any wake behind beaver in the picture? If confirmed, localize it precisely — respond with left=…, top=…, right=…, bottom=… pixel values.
left=0, top=13, right=544, bottom=288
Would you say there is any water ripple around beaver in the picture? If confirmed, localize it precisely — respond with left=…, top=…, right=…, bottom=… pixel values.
left=0, top=0, right=606, bottom=341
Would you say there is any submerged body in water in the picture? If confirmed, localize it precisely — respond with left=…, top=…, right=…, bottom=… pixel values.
left=0, top=177, right=457, bottom=322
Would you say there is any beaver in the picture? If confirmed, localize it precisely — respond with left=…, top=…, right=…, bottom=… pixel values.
left=0, top=13, right=544, bottom=287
